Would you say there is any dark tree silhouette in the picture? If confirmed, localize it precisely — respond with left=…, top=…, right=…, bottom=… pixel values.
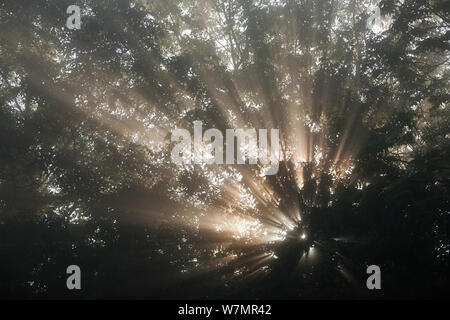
left=0, top=0, right=448, bottom=299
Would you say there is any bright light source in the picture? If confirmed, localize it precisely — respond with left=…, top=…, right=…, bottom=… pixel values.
left=301, top=233, right=306, bottom=240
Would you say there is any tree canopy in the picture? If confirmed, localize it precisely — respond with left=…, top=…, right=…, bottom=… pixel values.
left=0, top=0, right=449, bottom=298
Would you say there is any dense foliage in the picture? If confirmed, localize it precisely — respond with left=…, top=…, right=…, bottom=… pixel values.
left=0, top=0, right=448, bottom=298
